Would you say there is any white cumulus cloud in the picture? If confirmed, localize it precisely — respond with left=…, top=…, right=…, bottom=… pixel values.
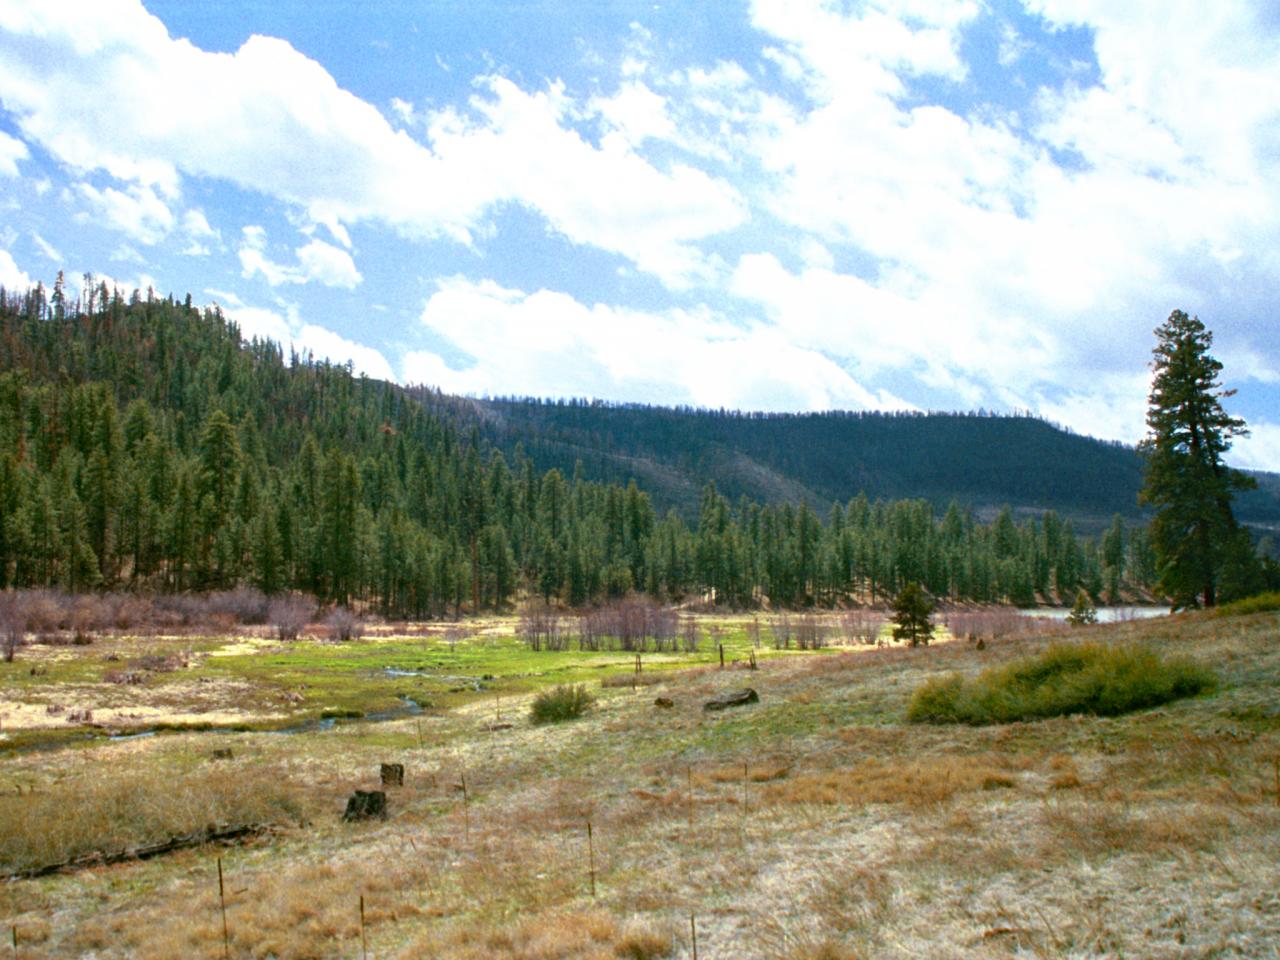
left=0, top=130, right=26, bottom=176
left=237, top=227, right=361, bottom=289
left=402, top=276, right=908, bottom=412
left=0, top=1, right=744, bottom=286
left=0, top=248, right=31, bottom=290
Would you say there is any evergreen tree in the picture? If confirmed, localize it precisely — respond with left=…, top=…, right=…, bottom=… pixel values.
left=1066, top=588, right=1097, bottom=625
left=891, top=581, right=934, bottom=646
left=1139, top=311, right=1256, bottom=608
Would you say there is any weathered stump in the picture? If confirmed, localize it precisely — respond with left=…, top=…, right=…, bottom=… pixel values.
left=211, top=747, right=234, bottom=760
left=654, top=697, right=675, bottom=709
left=343, top=790, right=388, bottom=822
left=380, top=763, right=405, bottom=787
left=703, top=688, right=759, bottom=712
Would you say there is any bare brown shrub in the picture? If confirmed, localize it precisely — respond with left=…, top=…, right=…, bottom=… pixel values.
left=325, top=605, right=365, bottom=642
left=795, top=613, right=830, bottom=650
left=575, top=596, right=679, bottom=652
left=268, top=593, right=314, bottom=641
left=518, top=599, right=566, bottom=651
left=840, top=607, right=884, bottom=645
left=0, top=590, right=27, bottom=661
left=772, top=612, right=793, bottom=649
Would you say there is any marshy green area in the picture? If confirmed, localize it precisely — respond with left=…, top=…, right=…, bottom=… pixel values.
left=0, top=615, right=830, bottom=754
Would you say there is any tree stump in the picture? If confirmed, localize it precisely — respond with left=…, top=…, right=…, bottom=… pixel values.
left=343, top=790, right=388, bottom=821
left=380, top=763, right=405, bottom=787
left=702, top=688, right=759, bottom=712
left=211, top=747, right=234, bottom=760
left=654, top=697, right=674, bottom=709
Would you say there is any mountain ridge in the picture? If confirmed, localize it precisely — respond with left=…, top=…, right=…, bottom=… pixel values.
left=462, top=396, right=1280, bottom=533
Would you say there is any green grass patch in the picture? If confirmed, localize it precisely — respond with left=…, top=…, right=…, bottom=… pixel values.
left=907, top=642, right=1217, bottom=725
left=1214, top=591, right=1280, bottom=617
left=529, top=683, right=595, bottom=724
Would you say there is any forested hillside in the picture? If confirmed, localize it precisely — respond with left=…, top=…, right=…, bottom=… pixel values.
left=472, top=397, right=1280, bottom=529
left=1, top=277, right=1265, bottom=614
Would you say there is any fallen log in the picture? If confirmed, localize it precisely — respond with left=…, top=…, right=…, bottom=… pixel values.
left=702, top=688, right=759, bottom=712
left=6, top=823, right=272, bottom=881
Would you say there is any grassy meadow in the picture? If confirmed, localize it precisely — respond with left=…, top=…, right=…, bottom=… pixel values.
left=1, top=609, right=1278, bottom=958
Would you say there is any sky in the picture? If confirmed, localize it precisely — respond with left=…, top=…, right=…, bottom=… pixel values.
left=0, top=0, right=1278, bottom=469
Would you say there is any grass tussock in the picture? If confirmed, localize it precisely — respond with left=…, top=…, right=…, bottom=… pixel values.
left=907, top=641, right=1217, bottom=725
left=530, top=683, right=595, bottom=724
left=701, top=761, right=791, bottom=785
left=0, top=763, right=302, bottom=876
left=1214, top=591, right=1280, bottom=617
left=601, top=671, right=666, bottom=688
left=762, top=754, right=1021, bottom=807
left=1037, top=798, right=1237, bottom=861
left=399, top=908, right=673, bottom=960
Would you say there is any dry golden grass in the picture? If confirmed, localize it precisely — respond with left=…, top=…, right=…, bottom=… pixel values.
left=0, top=761, right=303, bottom=876
left=4, top=609, right=1280, bottom=958
left=761, top=753, right=1024, bottom=807
left=400, top=909, right=672, bottom=960
left=699, top=760, right=792, bottom=785
left=1047, top=753, right=1083, bottom=790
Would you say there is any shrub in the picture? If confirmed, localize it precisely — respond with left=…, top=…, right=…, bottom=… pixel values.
left=325, top=605, right=365, bottom=642
left=530, top=684, right=594, bottom=724
left=945, top=606, right=1030, bottom=642
left=20, top=590, right=70, bottom=633
left=268, top=595, right=314, bottom=641
left=907, top=642, right=1217, bottom=725
left=840, top=607, right=883, bottom=645
left=575, top=596, right=680, bottom=653
left=1214, top=590, right=1280, bottom=617
left=517, top=600, right=565, bottom=651
left=0, top=592, right=26, bottom=662
left=207, top=587, right=270, bottom=625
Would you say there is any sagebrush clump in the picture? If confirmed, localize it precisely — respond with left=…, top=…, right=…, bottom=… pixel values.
left=907, top=642, right=1216, bottom=725
left=530, top=684, right=594, bottom=724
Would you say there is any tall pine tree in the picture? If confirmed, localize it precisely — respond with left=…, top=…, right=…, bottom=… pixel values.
left=1139, top=310, right=1256, bottom=609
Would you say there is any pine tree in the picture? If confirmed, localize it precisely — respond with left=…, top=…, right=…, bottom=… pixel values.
left=891, top=581, right=934, bottom=646
left=1139, top=311, right=1256, bottom=609
left=1066, top=588, right=1097, bottom=625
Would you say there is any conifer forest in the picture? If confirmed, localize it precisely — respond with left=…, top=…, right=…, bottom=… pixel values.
left=0, top=279, right=1179, bottom=617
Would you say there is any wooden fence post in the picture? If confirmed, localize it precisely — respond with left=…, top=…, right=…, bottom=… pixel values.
left=359, top=894, right=367, bottom=960
left=217, top=857, right=230, bottom=960
left=587, top=820, right=597, bottom=898
left=687, top=765, right=694, bottom=830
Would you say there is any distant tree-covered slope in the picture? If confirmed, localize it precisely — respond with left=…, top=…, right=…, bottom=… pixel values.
left=471, top=398, right=1280, bottom=531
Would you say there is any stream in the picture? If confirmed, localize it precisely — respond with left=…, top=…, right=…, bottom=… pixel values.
left=2, top=697, right=427, bottom=755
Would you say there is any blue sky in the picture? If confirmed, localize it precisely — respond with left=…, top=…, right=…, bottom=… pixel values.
left=1, top=0, right=1278, bottom=469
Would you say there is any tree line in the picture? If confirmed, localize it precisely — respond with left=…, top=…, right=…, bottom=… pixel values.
left=0, top=277, right=1165, bottom=616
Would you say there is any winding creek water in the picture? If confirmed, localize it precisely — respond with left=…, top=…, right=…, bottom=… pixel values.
left=1016, top=605, right=1169, bottom=623
left=4, top=697, right=428, bottom=755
